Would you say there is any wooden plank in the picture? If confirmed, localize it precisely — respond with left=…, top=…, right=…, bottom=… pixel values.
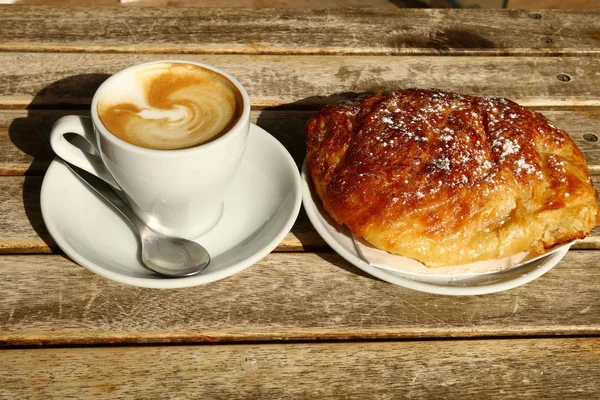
left=1, top=338, right=599, bottom=399
left=2, top=109, right=600, bottom=176
left=0, top=109, right=308, bottom=175
left=9, top=0, right=600, bottom=9
left=0, top=175, right=320, bottom=253
left=4, top=108, right=600, bottom=175
left=0, top=108, right=599, bottom=254
left=0, top=171, right=598, bottom=255
left=541, top=110, right=600, bottom=174
left=1, top=7, right=600, bottom=56
left=0, top=176, right=54, bottom=253
left=508, top=0, right=600, bottom=9
left=0, top=109, right=318, bottom=253
left=1, top=251, right=599, bottom=345
left=1, top=54, right=600, bottom=109
left=0, top=0, right=412, bottom=7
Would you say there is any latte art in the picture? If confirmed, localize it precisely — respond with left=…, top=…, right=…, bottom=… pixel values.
left=97, top=63, right=243, bottom=150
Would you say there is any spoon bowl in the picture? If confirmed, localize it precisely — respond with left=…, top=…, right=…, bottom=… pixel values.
left=61, top=160, right=211, bottom=277
left=140, top=227, right=211, bottom=277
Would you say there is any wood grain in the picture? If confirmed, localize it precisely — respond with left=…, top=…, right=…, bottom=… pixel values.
left=0, top=0, right=491, bottom=8
left=0, top=175, right=598, bottom=254
left=1, top=153, right=598, bottom=253
left=3, top=108, right=600, bottom=176
left=9, top=0, right=600, bottom=9
left=0, top=0, right=419, bottom=7
left=0, top=7, right=598, bottom=393
left=1, top=53, right=600, bottom=109
left=1, top=7, right=600, bottom=56
left=1, top=338, right=599, bottom=399
left=508, top=0, right=600, bottom=9
left=1, top=251, right=599, bottom=345
left=0, top=108, right=599, bottom=253
left=2, top=108, right=600, bottom=176
left=0, top=109, right=308, bottom=175
left=0, top=176, right=322, bottom=253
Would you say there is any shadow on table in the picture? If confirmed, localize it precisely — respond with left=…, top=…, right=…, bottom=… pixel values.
left=317, top=252, right=380, bottom=280
left=255, top=92, right=363, bottom=248
left=390, top=0, right=432, bottom=7
left=11, top=81, right=381, bottom=281
left=255, top=92, right=380, bottom=281
left=8, top=74, right=111, bottom=251
left=254, top=91, right=368, bottom=168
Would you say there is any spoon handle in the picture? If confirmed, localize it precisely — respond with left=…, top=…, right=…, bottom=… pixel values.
left=37, top=124, right=148, bottom=236
left=60, top=159, right=147, bottom=234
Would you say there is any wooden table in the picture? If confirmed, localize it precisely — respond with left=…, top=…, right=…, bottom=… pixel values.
left=1, top=6, right=599, bottom=398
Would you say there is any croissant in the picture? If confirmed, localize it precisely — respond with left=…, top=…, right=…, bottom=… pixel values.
left=306, top=89, right=599, bottom=267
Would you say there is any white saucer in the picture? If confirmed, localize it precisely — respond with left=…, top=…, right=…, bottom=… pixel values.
left=41, top=124, right=302, bottom=288
left=301, top=162, right=570, bottom=295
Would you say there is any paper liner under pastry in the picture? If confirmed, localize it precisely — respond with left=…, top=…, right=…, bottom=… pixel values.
left=352, top=233, right=574, bottom=278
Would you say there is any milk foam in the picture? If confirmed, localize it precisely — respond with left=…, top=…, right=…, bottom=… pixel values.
left=96, top=63, right=242, bottom=150
left=137, top=106, right=190, bottom=122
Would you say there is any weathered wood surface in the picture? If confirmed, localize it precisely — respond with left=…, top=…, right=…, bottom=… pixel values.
left=0, top=108, right=599, bottom=253
left=6, top=0, right=404, bottom=6
left=2, top=109, right=600, bottom=176
left=0, top=175, right=321, bottom=253
left=1, top=172, right=597, bottom=254
left=8, top=0, right=600, bottom=10
left=0, top=109, right=308, bottom=175
left=0, top=6, right=598, bottom=398
left=1, top=338, right=599, bottom=399
left=1, top=174, right=598, bottom=253
left=1, top=7, right=600, bottom=56
left=0, top=53, right=599, bottom=109
left=1, top=251, right=599, bottom=345
left=5, top=0, right=436, bottom=8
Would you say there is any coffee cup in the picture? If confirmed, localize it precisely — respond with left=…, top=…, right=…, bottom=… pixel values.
left=50, top=60, right=250, bottom=239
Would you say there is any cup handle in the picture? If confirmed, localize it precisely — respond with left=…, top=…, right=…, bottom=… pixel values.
left=50, top=115, right=120, bottom=189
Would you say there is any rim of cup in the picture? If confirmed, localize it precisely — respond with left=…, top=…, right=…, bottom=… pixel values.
left=90, top=59, right=251, bottom=156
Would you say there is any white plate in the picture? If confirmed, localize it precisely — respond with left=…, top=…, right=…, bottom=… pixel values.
left=301, top=161, right=570, bottom=295
left=41, top=124, right=302, bottom=288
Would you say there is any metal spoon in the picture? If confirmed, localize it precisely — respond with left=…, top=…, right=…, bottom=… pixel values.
left=60, top=159, right=211, bottom=277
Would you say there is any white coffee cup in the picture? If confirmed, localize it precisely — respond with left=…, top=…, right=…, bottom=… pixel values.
left=50, top=60, right=250, bottom=239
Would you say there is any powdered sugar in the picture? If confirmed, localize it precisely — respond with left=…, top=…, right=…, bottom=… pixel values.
left=433, top=157, right=451, bottom=171
left=515, top=158, right=536, bottom=175
left=493, top=137, right=521, bottom=160
left=352, top=91, right=553, bottom=206
left=381, top=116, right=394, bottom=125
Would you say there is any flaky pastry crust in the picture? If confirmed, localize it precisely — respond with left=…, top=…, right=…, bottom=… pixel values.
left=306, top=89, right=600, bottom=267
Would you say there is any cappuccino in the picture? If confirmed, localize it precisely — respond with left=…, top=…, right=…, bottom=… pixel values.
left=97, top=62, right=243, bottom=150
